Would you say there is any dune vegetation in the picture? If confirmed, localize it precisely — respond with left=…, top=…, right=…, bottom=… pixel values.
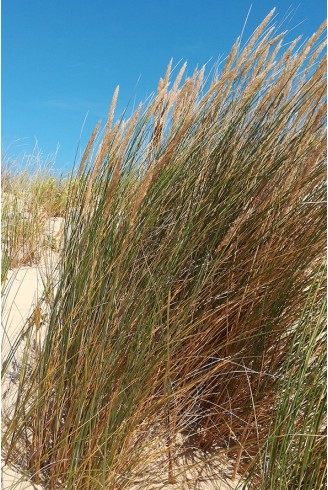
left=2, top=153, right=69, bottom=279
left=2, top=11, right=327, bottom=489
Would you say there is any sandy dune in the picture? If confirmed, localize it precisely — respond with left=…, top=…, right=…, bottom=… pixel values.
left=2, top=257, right=57, bottom=489
left=1, top=465, right=43, bottom=490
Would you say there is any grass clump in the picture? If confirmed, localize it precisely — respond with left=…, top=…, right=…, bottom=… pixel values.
left=243, top=265, right=326, bottom=489
left=1, top=151, right=69, bottom=274
left=2, top=11, right=326, bottom=489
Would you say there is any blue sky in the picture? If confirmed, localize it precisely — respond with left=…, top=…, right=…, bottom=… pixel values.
left=2, top=0, right=326, bottom=174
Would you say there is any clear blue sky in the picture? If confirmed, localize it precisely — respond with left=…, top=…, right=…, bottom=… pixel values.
left=2, top=0, right=326, bottom=174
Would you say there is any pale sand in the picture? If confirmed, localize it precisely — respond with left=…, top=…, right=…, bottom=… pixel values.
left=2, top=263, right=53, bottom=489
left=1, top=465, right=43, bottom=490
left=2, top=267, right=45, bottom=356
left=2, top=212, right=60, bottom=490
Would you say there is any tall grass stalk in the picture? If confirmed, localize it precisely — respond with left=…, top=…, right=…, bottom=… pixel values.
left=243, top=265, right=326, bottom=489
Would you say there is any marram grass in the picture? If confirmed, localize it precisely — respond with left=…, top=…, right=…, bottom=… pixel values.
left=2, top=11, right=326, bottom=489
left=1, top=149, right=69, bottom=274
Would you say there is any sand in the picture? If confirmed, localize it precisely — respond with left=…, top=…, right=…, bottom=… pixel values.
left=2, top=231, right=60, bottom=489
left=1, top=465, right=43, bottom=490
left=1, top=264, right=50, bottom=489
